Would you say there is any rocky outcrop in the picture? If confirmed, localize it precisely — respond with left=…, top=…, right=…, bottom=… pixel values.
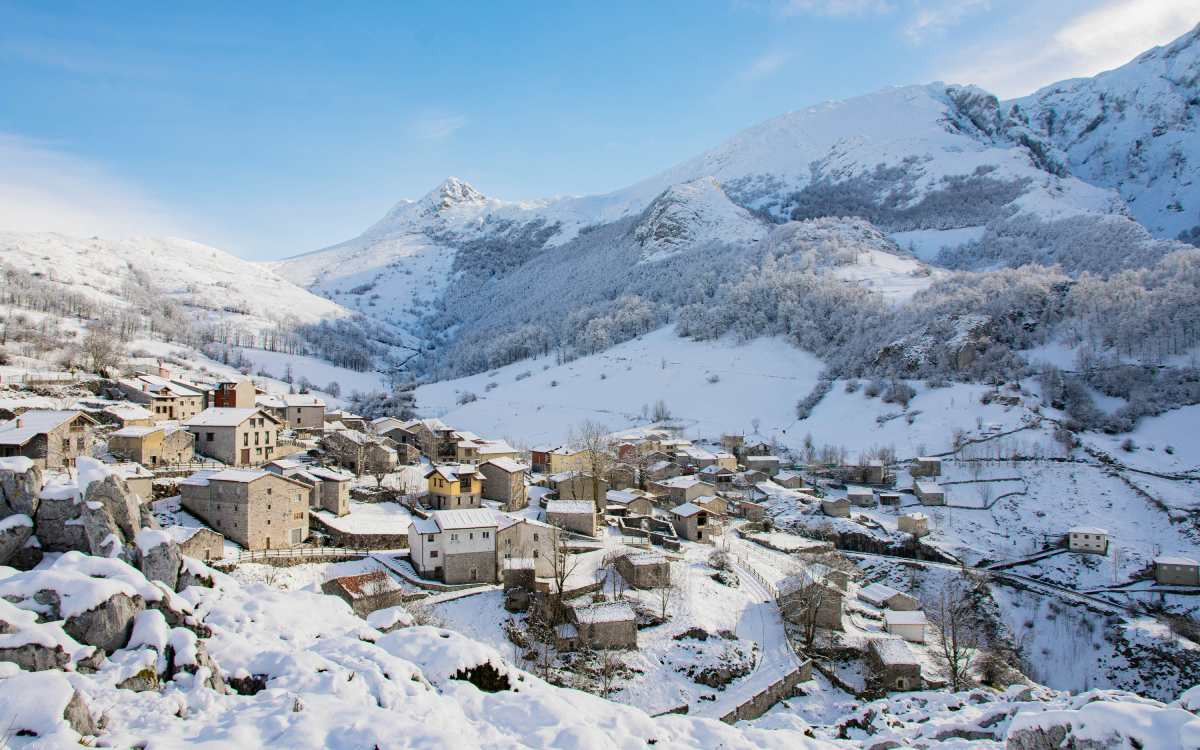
left=62, top=689, right=99, bottom=736
left=0, top=513, right=33, bottom=565
left=85, top=474, right=142, bottom=541
left=135, top=530, right=181, bottom=590
left=0, top=642, right=71, bottom=671
left=34, top=494, right=88, bottom=552
left=63, top=592, right=144, bottom=654
left=0, top=462, right=41, bottom=517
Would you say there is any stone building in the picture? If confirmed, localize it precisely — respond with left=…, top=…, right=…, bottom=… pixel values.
left=1068, top=527, right=1109, bottom=555
left=0, top=410, right=98, bottom=470
left=184, top=408, right=283, bottom=467
left=910, top=456, right=942, bottom=478
left=408, top=508, right=498, bottom=584
left=117, top=373, right=207, bottom=422
left=478, top=458, right=528, bottom=510
left=744, top=455, right=782, bottom=476
left=264, top=459, right=352, bottom=516
left=256, top=393, right=326, bottom=432
left=1154, top=556, right=1200, bottom=586
left=545, top=499, right=598, bottom=536
left=107, top=424, right=195, bottom=467
left=321, top=570, right=408, bottom=617
left=165, top=525, right=225, bottom=562
left=615, top=551, right=670, bottom=589
left=648, top=476, right=716, bottom=505
left=211, top=377, right=256, bottom=409
left=866, top=638, right=922, bottom=692
left=179, top=468, right=310, bottom=550
left=778, top=575, right=844, bottom=631
left=847, top=486, right=876, bottom=507
left=898, top=512, right=929, bottom=538
left=669, top=502, right=710, bottom=543
left=821, top=497, right=850, bottom=518
left=914, top=481, right=945, bottom=506
left=323, top=429, right=398, bottom=475
left=495, top=512, right=556, bottom=578
left=562, top=601, right=637, bottom=650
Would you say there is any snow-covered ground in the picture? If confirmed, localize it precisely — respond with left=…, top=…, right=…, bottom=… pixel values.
left=415, top=326, right=826, bottom=447
left=233, top=347, right=390, bottom=396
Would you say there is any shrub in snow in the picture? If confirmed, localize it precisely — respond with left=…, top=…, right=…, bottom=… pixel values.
left=706, top=373, right=719, bottom=384
left=456, top=391, right=478, bottom=405
left=1121, top=438, right=1137, bottom=452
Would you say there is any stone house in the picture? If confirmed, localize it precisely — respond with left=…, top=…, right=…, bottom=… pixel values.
left=615, top=551, right=670, bottom=589
left=605, top=464, right=637, bottom=490
left=649, top=476, right=716, bottom=505
left=117, top=373, right=207, bottom=422
left=880, top=492, right=903, bottom=507
left=910, top=456, right=942, bottom=478
left=1154, top=556, right=1200, bottom=586
left=884, top=610, right=926, bottom=643
left=0, top=410, right=98, bottom=470
left=179, top=468, right=310, bottom=550
left=257, top=393, right=326, bottom=432
left=552, top=472, right=609, bottom=505
left=669, top=502, right=710, bottom=543
left=264, top=459, right=351, bottom=516
left=821, top=497, right=850, bottom=518
left=111, top=462, right=154, bottom=503
left=321, top=570, right=408, bottom=617
left=322, top=429, right=398, bottom=475
left=108, top=424, right=195, bottom=467
left=721, top=434, right=745, bottom=457
left=102, top=404, right=155, bottom=428
left=644, top=460, right=682, bottom=482
left=531, top=446, right=592, bottom=475
left=698, top=464, right=735, bottom=487
left=479, top=458, right=528, bottom=510
left=739, top=499, right=766, bottom=522
left=545, top=499, right=598, bottom=536
left=212, top=377, right=256, bottom=409
left=386, top=419, right=433, bottom=458
left=914, top=481, right=945, bottom=506
left=695, top=494, right=729, bottom=517
left=495, top=512, right=556, bottom=578
left=774, top=471, right=807, bottom=489
left=1068, top=527, right=1109, bottom=554
left=165, top=525, right=225, bottom=562
left=898, top=512, right=929, bottom=538
left=713, top=451, right=738, bottom=471
left=847, top=486, right=876, bottom=507
left=408, top=508, right=498, bottom=584
left=858, top=583, right=920, bottom=611
left=867, top=638, right=922, bottom=692
left=744, top=455, right=782, bottom=476
left=778, top=576, right=844, bottom=631
left=564, top=601, right=637, bottom=650
left=455, top=434, right=522, bottom=465
left=425, top=464, right=485, bottom=510
left=185, top=408, right=283, bottom=467
left=676, top=446, right=717, bottom=469
left=605, top=489, right=655, bottom=517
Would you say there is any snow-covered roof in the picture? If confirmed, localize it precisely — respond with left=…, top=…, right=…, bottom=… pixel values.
left=109, top=462, right=152, bottom=479
left=1155, top=556, right=1199, bottom=567
left=655, top=475, right=709, bottom=489
left=546, top=500, right=595, bottom=516
left=870, top=637, right=919, bottom=666
left=621, top=551, right=666, bottom=566
left=207, top=469, right=271, bottom=483
left=410, top=516, right=439, bottom=535
left=572, top=601, right=635, bottom=624
left=884, top=610, right=926, bottom=626
left=104, top=404, right=154, bottom=421
left=430, top=509, right=498, bottom=531
left=901, top=512, right=928, bottom=521
left=745, top=454, right=781, bottom=463
left=858, top=582, right=903, bottom=606
left=1069, top=526, right=1109, bottom=535
left=122, top=374, right=205, bottom=398
left=480, top=457, right=527, bottom=474
left=671, top=502, right=706, bottom=517
left=110, top=425, right=161, bottom=438
left=914, top=481, right=943, bottom=494
left=185, top=408, right=271, bottom=428
left=846, top=485, right=873, bottom=497
left=476, top=441, right=519, bottom=456
left=424, top=464, right=484, bottom=482
left=0, top=410, right=92, bottom=446
left=307, top=466, right=351, bottom=482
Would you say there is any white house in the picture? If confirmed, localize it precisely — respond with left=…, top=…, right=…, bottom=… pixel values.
left=884, top=610, right=927, bottom=643
left=407, top=509, right=498, bottom=584
left=1068, top=527, right=1109, bottom=555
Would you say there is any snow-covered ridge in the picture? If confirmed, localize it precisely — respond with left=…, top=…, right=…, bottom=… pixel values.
left=632, top=177, right=768, bottom=261
left=0, top=231, right=349, bottom=332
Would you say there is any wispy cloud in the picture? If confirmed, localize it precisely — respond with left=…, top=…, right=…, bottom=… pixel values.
left=0, top=36, right=154, bottom=78
left=738, top=50, right=792, bottom=81
left=777, top=0, right=893, bottom=16
left=0, top=132, right=185, bottom=238
left=408, top=113, right=468, bottom=141
left=903, top=0, right=989, bottom=43
left=940, top=0, right=1197, bottom=98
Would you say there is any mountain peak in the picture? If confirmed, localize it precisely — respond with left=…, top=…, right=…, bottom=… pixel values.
left=425, top=177, right=486, bottom=211
left=632, top=176, right=766, bottom=259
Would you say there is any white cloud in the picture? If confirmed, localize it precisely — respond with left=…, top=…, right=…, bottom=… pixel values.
left=738, top=50, right=792, bottom=81
left=0, top=133, right=186, bottom=239
left=408, top=114, right=468, bottom=141
left=942, top=0, right=1198, bottom=98
left=903, top=0, right=990, bottom=43
left=777, top=0, right=893, bottom=15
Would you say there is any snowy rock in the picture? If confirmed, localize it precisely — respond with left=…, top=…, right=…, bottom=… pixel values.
left=134, top=528, right=181, bottom=590
left=0, top=513, right=33, bottom=565
left=63, top=591, right=144, bottom=653
left=366, top=604, right=413, bottom=633
left=0, top=640, right=71, bottom=671
left=177, top=557, right=215, bottom=590
left=0, top=459, right=41, bottom=518
left=34, top=494, right=88, bottom=552
left=1005, top=695, right=1200, bottom=750
left=84, top=472, right=142, bottom=543
left=0, top=670, right=98, bottom=738
left=79, top=494, right=128, bottom=559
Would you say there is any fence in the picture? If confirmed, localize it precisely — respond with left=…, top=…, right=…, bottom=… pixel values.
left=0, top=371, right=81, bottom=386
left=733, top=552, right=780, bottom=599
left=220, top=546, right=368, bottom=566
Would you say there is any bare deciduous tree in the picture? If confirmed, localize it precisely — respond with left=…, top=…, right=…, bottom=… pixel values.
left=926, top=576, right=984, bottom=691
left=80, top=327, right=122, bottom=376
left=570, top=420, right=614, bottom=514
left=778, top=573, right=837, bottom=652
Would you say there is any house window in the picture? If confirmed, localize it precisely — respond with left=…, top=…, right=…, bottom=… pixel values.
left=533, top=533, right=539, bottom=541
left=244, top=433, right=249, bottom=446
left=254, top=432, right=260, bottom=445
left=430, top=550, right=438, bottom=558
left=427, top=534, right=434, bottom=542
left=267, top=488, right=272, bottom=495
left=533, top=550, right=539, bottom=558
left=482, top=531, right=489, bottom=539
left=469, top=532, right=474, bottom=540
left=206, top=432, right=214, bottom=442
left=61, top=439, right=70, bottom=451
left=450, top=533, right=458, bottom=541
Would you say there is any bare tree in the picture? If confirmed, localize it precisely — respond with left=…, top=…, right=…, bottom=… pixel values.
left=597, top=647, right=622, bottom=698
left=547, top=529, right=582, bottom=626
left=926, top=576, right=984, bottom=691
left=778, top=574, right=837, bottom=652
left=570, top=420, right=615, bottom=514
left=976, top=482, right=994, bottom=508
left=655, top=572, right=679, bottom=621
left=80, top=327, right=122, bottom=376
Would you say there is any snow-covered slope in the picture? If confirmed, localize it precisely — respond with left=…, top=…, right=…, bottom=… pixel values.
left=632, top=177, right=768, bottom=262
left=0, top=231, right=349, bottom=332
left=1009, top=23, right=1200, bottom=241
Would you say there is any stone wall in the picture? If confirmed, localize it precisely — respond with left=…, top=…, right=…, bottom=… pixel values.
left=719, top=660, right=812, bottom=723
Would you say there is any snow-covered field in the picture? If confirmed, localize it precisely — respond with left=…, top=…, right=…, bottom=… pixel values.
left=233, top=347, right=390, bottom=396
left=415, top=326, right=826, bottom=447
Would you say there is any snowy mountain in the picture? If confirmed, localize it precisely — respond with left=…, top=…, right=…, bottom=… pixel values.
left=0, top=231, right=349, bottom=333
left=632, top=177, right=768, bottom=262
left=1008, top=23, right=1200, bottom=242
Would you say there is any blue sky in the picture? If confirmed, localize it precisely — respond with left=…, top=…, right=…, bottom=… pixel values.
left=0, top=0, right=1195, bottom=259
